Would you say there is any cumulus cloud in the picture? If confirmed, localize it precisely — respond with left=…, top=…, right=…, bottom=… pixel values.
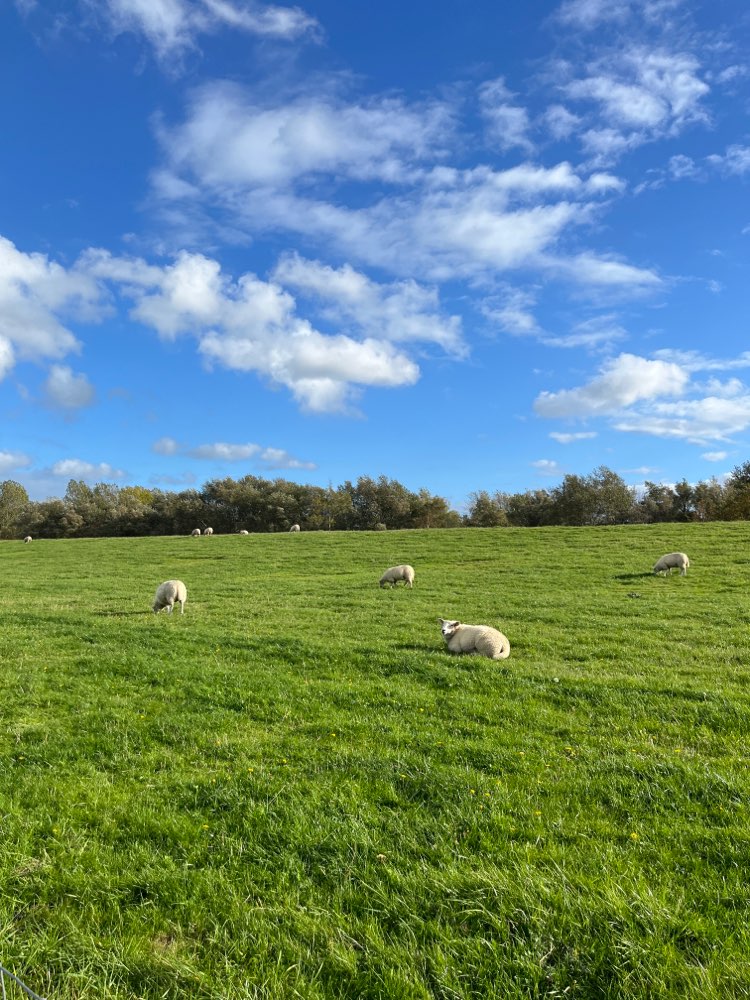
left=43, top=365, right=96, bottom=411
left=272, top=254, right=464, bottom=353
left=534, top=352, right=688, bottom=418
left=706, top=144, right=750, bottom=176
left=562, top=47, right=709, bottom=162
left=0, top=450, right=32, bottom=475
left=614, top=393, right=750, bottom=444
left=83, top=248, right=429, bottom=412
left=51, top=458, right=125, bottom=480
left=0, top=236, right=101, bottom=378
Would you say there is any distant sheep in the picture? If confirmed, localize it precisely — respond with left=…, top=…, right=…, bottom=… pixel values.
left=379, top=564, right=415, bottom=588
left=653, top=552, right=689, bottom=576
left=153, top=580, right=188, bottom=615
left=191, top=528, right=201, bottom=537
left=204, top=527, right=214, bottom=536
left=438, top=618, right=510, bottom=660
left=23, top=535, right=32, bottom=544
left=289, top=524, right=301, bottom=532
left=239, top=529, right=249, bottom=535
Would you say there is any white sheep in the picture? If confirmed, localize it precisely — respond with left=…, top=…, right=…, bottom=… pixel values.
left=153, top=580, right=188, bottom=615
left=191, top=528, right=201, bottom=537
left=438, top=618, right=510, bottom=660
left=379, top=564, right=415, bottom=588
left=23, top=535, right=32, bottom=544
left=653, top=552, right=689, bottom=576
left=289, top=524, right=301, bottom=532
left=204, top=526, right=214, bottom=536
left=239, top=529, right=249, bottom=535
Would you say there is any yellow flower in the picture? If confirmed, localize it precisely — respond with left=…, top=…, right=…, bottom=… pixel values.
left=630, top=832, right=639, bottom=840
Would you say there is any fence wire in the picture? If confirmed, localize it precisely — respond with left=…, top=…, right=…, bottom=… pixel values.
left=0, top=965, right=47, bottom=1000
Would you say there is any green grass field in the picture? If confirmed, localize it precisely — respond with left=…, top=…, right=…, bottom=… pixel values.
left=2, top=524, right=749, bottom=999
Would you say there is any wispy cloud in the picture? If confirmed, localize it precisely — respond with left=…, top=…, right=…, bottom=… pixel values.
left=549, top=431, right=597, bottom=443
left=152, top=437, right=316, bottom=468
left=43, top=365, right=96, bottom=411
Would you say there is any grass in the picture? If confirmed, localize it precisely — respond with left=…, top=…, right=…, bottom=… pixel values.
left=1, top=524, right=749, bottom=999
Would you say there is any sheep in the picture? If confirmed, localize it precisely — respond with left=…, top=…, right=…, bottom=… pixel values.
left=204, top=527, right=214, bottom=536
left=239, top=529, right=249, bottom=535
left=23, top=535, right=32, bottom=544
left=191, top=528, right=201, bottom=537
left=653, top=552, right=689, bottom=576
left=289, top=524, right=301, bottom=532
left=438, top=618, right=510, bottom=660
left=153, top=580, right=188, bottom=615
left=379, top=564, right=415, bottom=588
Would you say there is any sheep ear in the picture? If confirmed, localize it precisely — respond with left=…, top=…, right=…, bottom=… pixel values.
left=438, top=617, right=446, bottom=624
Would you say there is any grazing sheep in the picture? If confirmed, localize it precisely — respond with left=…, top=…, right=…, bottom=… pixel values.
left=153, top=580, right=188, bottom=615
left=653, top=552, right=689, bottom=576
left=379, top=564, right=415, bottom=588
left=289, top=524, right=301, bottom=532
left=23, top=535, right=32, bottom=544
left=191, top=528, right=201, bottom=537
left=438, top=618, right=510, bottom=660
left=239, top=529, right=249, bottom=535
left=204, top=526, right=214, bottom=536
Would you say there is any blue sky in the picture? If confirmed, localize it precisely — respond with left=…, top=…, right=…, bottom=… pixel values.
left=2, top=0, right=750, bottom=508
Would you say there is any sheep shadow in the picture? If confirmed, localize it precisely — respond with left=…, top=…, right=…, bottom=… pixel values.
left=95, top=610, right=153, bottom=617
left=614, top=572, right=653, bottom=581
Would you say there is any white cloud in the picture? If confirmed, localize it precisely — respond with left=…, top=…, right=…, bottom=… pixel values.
left=158, top=81, right=452, bottom=188
left=482, top=288, right=540, bottom=336
left=43, top=365, right=96, bottom=411
left=555, top=0, right=632, bottom=29
left=614, top=394, right=750, bottom=444
left=479, top=78, right=533, bottom=153
left=534, top=353, right=687, bottom=418
left=0, top=236, right=101, bottom=376
left=51, top=458, right=125, bottom=480
left=541, top=104, right=582, bottom=140
left=702, top=451, right=727, bottom=461
left=531, top=459, right=563, bottom=476
left=564, top=48, right=709, bottom=162
left=551, top=252, right=661, bottom=290
left=272, top=254, right=464, bottom=353
left=186, top=442, right=261, bottom=460
left=153, top=438, right=316, bottom=468
left=549, top=431, right=597, bottom=443
left=84, top=249, right=424, bottom=412
left=152, top=436, right=180, bottom=455
left=707, top=145, right=750, bottom=176
left=0, top=450, right=32, bottom=475
left=542, top=314, right=628, bottom=349
left=87, top=0, right=319, bottom=61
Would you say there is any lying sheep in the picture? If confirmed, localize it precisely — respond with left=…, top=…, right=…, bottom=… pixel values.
left=653, top=552, right=689, bottom=576
left=379, top=564, right=415, bottom=588
left=191, top=528, right=201, bottom=537
left=239, top=529, right=249, bottom=535
left=438, top=618, right=510, bottom=660
left=23, top=535, right=32, bottom=543
left=153, top=580, right=188, bottom=615
left=289, top=524, right=301, bottom=532
left=205, top=527, right=214, bottom=536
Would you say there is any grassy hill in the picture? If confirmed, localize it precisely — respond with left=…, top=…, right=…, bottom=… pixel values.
left=1, top=524, right=749, bottom=999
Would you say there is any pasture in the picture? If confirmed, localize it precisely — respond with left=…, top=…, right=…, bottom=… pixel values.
left=1, top=524, right=749, bottom=999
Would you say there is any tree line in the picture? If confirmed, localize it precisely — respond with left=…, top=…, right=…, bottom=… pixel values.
left=1, top=464, right=749, bottom=539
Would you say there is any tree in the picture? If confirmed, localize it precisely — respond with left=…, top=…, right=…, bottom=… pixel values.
left=0, top=480, right=30, bottom=538
left=465, top=490, right=508, bottom=527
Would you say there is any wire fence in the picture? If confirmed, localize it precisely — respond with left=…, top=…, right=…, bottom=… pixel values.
left=0, top=965, right=47, bottom=1000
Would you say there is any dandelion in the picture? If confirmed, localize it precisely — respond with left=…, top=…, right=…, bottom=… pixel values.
left=202, top=824, right=209, bottom=830
left=534, top=810, right=542, bottom=817
left=470, top=789, right=476, bottom=795
left=630, top=832, right=639, bottom=840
